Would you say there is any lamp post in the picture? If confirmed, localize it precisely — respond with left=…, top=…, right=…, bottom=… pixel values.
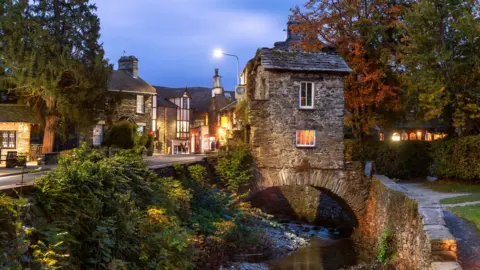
left=213, top=49, right=240, bottom=86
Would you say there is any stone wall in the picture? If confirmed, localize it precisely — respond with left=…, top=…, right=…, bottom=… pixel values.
left=114, top=93, right=153, bottom=131
left=0, top=122, right=31, bottom=155
left=354, top=175, right=461, bottom=270
left=156, top=106, right=177, bottom=153
left=249, top=69, right=345, bottom=171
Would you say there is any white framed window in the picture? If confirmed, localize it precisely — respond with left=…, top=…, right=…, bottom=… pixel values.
left=299, top=82, right=314, bottom=109
left=296, top=130, right=316, bottom=147
left=136, top=95, right=145, bottom=113
left=137, top=126, right=145, bottom=135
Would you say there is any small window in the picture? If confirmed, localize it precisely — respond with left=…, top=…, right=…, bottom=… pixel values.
left=379, top=132, right=385, bottom=141
left=137, top=126, right=145, bottom=135
left=296, top=130, right=315, bottom=147
left=299, top=82, right=314, bottom=109
left=0, top=131, right=16, bottom=148
left=136, top=95, right=145, bottom=113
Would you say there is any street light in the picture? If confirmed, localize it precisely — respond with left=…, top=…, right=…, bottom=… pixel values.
left=212, top=48, right=240, bottom=86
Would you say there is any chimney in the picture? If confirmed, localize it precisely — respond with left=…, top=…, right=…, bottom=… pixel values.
left=286, top=21, right=303, bottom=41
left=118, top=56, right=139, bottom=78
left=212, top=68, right=224, bottom=96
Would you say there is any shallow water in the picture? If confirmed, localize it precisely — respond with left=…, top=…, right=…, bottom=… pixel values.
left=267, top=235, right=357, bottom=270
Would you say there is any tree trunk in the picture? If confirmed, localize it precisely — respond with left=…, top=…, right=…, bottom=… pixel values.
left=42, top=115, right=58, bottom=153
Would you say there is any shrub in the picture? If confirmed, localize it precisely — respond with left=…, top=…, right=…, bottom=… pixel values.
left=346, top=139, right=432, bottom=179
left=377, top=226, right=395, bottom=264
left=213, top=145, right=253, bottom=194
left=431, top=136, right=480, bottom=182
left=32, top=143, right=193, bottom=269
left=103, top=121, right=137, bottom=149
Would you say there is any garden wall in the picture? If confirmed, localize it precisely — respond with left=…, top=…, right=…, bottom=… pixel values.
left=354, top=175, right=461, bottom=269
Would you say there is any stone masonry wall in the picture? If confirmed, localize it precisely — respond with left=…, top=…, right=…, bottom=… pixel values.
left=156, top=106, right=177, bottom=153
left=249, top=68, right=345, bottom=171
left=114, top=93, right=153, bottom=131
left=354, top=175, right=461, bottom=270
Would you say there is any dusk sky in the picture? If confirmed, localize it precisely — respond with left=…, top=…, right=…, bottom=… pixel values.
left=93, top=0, right=305, bottom=90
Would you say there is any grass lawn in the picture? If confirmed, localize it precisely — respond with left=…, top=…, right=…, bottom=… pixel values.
left=441, top=193, right=480, bottom=204
left=448, top=205, right=480, bottom=231
left=424, top=180, right=480, bottom=204
left=424, top=180, right=480, bottom=193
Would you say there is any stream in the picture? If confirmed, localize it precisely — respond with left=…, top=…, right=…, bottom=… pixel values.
left=265, top=224, right=358, bottom=270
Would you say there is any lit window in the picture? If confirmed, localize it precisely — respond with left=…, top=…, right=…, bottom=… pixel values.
left=379, top=132, right=385, bottom=141
left=392, top=132, right=400, bottom=141
left=0, top=131, right=16, bottom=148
left=152, top=120, right=157, bottom=134
left=296, top=130, right=316, bottom=147
left=402, top=132, right=408, bottom=140
left=136, top=95, right=145, bottom=113
left=299, top=82, right=314, bottom=109
left=409, top=132, right=417, bottom=140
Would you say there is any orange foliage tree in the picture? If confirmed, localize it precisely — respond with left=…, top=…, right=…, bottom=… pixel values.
left=292, top=0, right=410, bottom=137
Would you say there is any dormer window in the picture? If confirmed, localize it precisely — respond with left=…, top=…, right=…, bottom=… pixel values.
left=299, top=82, right=314, bottom=109
left=136, top=95, right=145, bottom=113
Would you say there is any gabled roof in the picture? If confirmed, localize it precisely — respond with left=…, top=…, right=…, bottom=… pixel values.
left=108, top=70, right=156, bottom=94
left=0, top=104, right=39, bottom=124
left=259, top=48, right=352, bottom=73
left=221, top=100, right=238, bottom=112
left=155, top=86, right=214, bottom=113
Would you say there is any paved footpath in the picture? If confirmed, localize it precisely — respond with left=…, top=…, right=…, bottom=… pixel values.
left=398, top=182, right=479, bottom=270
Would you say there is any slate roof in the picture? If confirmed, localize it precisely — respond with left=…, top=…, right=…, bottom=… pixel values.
left=259, top=48, right=352, bottom=73
left=155, top=86, right=235, bottom=113
left=108, top=70, right=156, bottom=94
left=0, top=104, right=39, bottom=124
left=221, top=100, right=238, bottom=112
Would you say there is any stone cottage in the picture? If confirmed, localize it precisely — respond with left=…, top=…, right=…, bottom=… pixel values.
left=242, top=21, right=352, bottom=184
left=92, top=56, right=157, bottom=146
left=0, top=104, right=40, bottom=160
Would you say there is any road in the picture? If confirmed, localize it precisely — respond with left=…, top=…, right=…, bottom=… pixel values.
left=0, top=171, right=46, bottom=187
left=0, top=154, right=206, bottom=189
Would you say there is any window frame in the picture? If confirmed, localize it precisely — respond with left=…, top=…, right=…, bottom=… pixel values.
left=136, top=95, right=145, bottom=114
left=0, top=130, right=16, bottom=149
left=295, top=130, right=316, bottom=148
left=299, top=82, right=315, bottom=109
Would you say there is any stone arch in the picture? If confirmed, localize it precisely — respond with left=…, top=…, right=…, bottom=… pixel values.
left=252, top=167, right=369, bottom=230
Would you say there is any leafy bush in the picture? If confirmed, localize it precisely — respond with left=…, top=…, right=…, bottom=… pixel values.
left=103, top=121, right=137, bottom=149
left=32, top=143, right=193, bottom=269
left=431, top=136, right=480, bottom=182
left=345, top=139, right=432, bottom=179
left=213, top=145, right=253, bottom=193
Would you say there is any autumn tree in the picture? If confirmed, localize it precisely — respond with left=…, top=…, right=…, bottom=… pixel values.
left=292, top=0, right=410, bottom=137
left=0, top=0, right=111, bottom=152
left=399, top=0, right=480, bottom=135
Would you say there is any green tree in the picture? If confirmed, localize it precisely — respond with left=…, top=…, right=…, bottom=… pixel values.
left=400, top=0, right=480, bottom=135
left=0, top=0, right=111, bottom=152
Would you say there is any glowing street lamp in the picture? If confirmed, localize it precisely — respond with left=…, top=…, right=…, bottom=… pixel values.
left=212, top=48, right=240, bottom=86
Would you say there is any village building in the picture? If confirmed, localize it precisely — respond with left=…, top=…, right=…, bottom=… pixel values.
left=0, top=104, right=40, bottom=163
left=239, top=20, right=352, bottom=176
left=92, top=56, right=157, bottom=146
left=153, top=69, right=235, bottom=154
left=376, top=118, right=448, bottom=142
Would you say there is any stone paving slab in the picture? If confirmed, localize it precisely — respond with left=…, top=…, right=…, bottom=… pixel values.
left=420, top=208, right=447, bottom=226
left=431, top=262, right=462, bottom=270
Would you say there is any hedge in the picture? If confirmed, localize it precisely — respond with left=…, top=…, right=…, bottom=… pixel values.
left=345, top=139, right=432, bottom=179
left=431, top=136, right=480, bottom=181
left=346, top=136, right=480, bottom=182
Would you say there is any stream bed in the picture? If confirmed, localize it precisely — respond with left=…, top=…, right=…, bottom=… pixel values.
left=266, top=232, right=357, bottom=270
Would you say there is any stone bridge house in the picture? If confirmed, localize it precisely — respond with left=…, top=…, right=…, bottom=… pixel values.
left=242, top=21, right=370, bottom=223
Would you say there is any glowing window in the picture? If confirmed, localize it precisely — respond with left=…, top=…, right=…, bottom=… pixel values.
left=409, top=132, right=417, bottom=140
left=391, top=132, right=401, bottom=141
left=296, top=130, right=316, bottom=147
